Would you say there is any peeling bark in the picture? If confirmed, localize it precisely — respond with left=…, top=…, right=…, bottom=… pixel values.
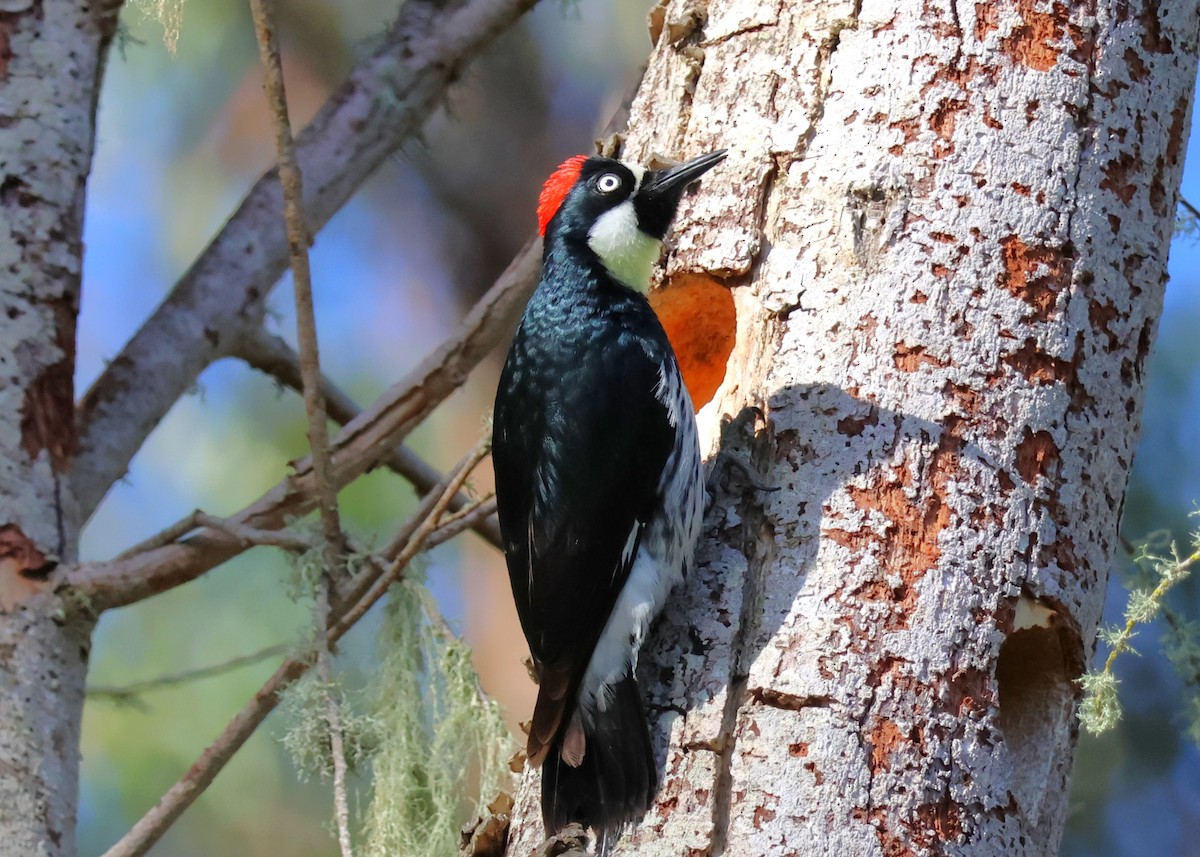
left=504, top=0, right=1200, bottom=854
left=0, top=1, right=118, bottom=854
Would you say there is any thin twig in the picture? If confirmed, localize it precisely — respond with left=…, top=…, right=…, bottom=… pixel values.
left=1180, top=195, right=1200, bottom=220
left=316, top=654, right=353, bottom=857
left=424, top=496, right=497, bottom=550
left=433, top=493, right=496, bottom=538
left=382, top=438, right=491, bottom=561
left=194, top=512, right=314, bottom=551
left=249, top=0, right=343, bottom=550
left=327, top=444, right=469, bottom=621
left=74, top=0, right=542, bottom=522
left=236, top=328, right=504, bottom=550
left=250, top=3, right=352, bottom=855
left=1101, top=543, right=1199, bottom=675
left=334, top=437, right=492, bottom=641
left=114, top=511, right=313, bottom=561
left=422, top=497, right=498, bottom=552
left=98, top=435, right=494, bottom=857
left=325, top=445, right=491, bottom=652
left=111, top=512, right=208, bottom=561
left=100, top=654, right=312, bottom=857
left=87, top=644, right=291, bottom=704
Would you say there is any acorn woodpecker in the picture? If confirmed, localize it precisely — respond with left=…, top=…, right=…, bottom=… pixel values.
left=492, top=149, right=725, bottom=843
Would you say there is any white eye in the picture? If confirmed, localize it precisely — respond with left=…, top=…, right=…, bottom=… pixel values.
left=596, top=173, right=622, bottom=193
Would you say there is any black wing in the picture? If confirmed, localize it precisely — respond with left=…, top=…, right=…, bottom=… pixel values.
left=493, top=321, right=675, bottom=751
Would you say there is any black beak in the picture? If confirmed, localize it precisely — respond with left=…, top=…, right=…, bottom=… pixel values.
left=642, top=149, right=728, bottom=198
left=635, top=149, right=727, bottom=239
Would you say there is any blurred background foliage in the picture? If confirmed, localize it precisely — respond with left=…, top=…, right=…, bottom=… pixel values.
left=76, top=1, right=1200, bottom=855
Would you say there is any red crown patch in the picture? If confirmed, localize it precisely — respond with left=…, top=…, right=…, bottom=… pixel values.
left=537, top=154, right=588, bottom=236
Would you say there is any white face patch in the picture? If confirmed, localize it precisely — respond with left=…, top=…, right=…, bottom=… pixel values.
left=622, top=162, right=646, bottom=192
left=587, top=199, right=662, bottom=293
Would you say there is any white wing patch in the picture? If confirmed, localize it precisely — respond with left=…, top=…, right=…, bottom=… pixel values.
left=582, top=546, right=672, bottom=715
left=578, top=360, right=705, bottom=724
left=619, top=522, right=641, bottom=574
left=654, top=365, right=686, bottom=428
left=587, top=199, right=662, bottom=293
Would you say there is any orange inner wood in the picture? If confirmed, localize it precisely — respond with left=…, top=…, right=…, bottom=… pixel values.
left=650, top=272, right=736, bottom=409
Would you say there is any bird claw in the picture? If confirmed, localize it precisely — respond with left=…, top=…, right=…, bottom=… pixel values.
left=709, top=447, right=778, bottom=493
left=705, top=406, right=777, bottom=501
left=538, top=823, right=590, bottom=857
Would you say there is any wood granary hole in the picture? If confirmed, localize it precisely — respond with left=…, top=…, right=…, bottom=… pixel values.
left=651, top=272, right=736, bottom=409
left=996, top=612, right=1081, bottom=825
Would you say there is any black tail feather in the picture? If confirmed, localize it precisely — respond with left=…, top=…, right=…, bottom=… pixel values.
left=541, top=674, right=657, bottom=847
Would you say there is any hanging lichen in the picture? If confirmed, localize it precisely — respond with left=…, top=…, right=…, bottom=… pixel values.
left=358, top=576, right=513, bottom=857
left=130, top=0, right=186, bottom=52
left=1081, top=512, right=1200, bottom=740
left=279, top=671, right=382, bottom=782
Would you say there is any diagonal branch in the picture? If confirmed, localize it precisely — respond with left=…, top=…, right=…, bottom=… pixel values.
left=99, top=435, right=493, bottom=857
left=73, top=0, right=541, bottom=523
left=235, top=327, right=504, bottom=549
left=87, top=643, right=291, bottom=706
left=68, top=239, right=539, bottom=613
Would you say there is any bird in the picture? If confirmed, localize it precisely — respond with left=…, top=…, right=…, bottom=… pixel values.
left=492, top=148, right=725, bottom=846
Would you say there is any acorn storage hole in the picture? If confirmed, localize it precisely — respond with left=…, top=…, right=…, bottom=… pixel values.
left=650, top=271, right=736, bottom=409
left=995, top=601, right=1082, bottom=826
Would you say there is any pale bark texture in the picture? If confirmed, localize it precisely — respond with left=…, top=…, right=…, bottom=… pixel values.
left=0, top=2, right=120, bottom=855
left=505, top=1, right=1200, bottom=855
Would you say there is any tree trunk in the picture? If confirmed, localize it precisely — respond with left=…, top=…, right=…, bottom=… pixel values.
left=505, top=1, right=1200, bottom=854
left=0, top=2, right=118, bottom=854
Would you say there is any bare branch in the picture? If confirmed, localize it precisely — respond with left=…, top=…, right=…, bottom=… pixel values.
left=249, top=0, right=343, bottom=553
left=99, top=435, right=494, bottom=857
left=68, top=240, right=538, bottom=613
left=114, top=510, right=313, bottom=561
left=73, top=0, right=541, bottom=522
left=87, top=644, right=291, bottom=705
left=327, top=445, right=472, bottom=622
left=382, top=442, right=489, bottom=561
left=322, top=439, right=492, bottom=648
left=111, top=512, right=208, bottom=561
left=192, top=512, right=315, bottom=552
left=236, top=328, right=504, bottom=550
left=424, top=495, right=498, bottom=553
left=99, top=650, right=312, bottom=857
left=428, top=495, right=497, bottom=548
left=249, top=3, right=353, bottom=853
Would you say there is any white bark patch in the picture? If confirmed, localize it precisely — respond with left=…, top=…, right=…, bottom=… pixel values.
left=0, top=2, right=117, bottom=854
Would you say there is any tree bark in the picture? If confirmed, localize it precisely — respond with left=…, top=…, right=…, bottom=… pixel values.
left=0, top=1, right=120, bottom=854
left=504, top=1, right=1200, bottom=854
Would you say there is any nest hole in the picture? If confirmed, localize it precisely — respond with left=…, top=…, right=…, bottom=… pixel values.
left=651, top=271, right=736, bottom=409
left=995, top=617, right=1081, bottom=826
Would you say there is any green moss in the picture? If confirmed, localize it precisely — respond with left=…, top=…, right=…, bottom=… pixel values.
left=358, top=578, right=512, bottom=857
left=129, top=0, right=186, bottom=52
left=1080, top=512, right=1200, bottom=739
